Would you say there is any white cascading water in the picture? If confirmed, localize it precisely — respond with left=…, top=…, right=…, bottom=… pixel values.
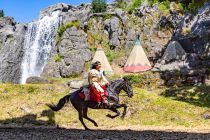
left=21, top=11, right=60, bottom=84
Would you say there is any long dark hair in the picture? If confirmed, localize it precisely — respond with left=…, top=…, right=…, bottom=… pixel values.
left=91, top=61, right=101, bottom=69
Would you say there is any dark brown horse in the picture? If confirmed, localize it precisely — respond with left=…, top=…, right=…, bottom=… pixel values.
left=47, top=78, right=133, bottom=130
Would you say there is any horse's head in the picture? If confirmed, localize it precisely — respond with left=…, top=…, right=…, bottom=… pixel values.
left=122, top=77, right=133, bottom=98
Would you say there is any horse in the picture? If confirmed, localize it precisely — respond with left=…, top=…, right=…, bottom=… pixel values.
left=47, top=77, right=133, bottom=130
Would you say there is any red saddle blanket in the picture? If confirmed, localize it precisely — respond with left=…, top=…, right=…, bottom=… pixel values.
left=79, top=86, right=106, bottom=103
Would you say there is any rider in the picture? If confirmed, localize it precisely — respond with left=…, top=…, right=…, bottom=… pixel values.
left=88, top=61, right=109, bottom=106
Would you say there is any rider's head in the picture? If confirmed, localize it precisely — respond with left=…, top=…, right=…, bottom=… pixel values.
left=91, top=61, right=102, bottom=71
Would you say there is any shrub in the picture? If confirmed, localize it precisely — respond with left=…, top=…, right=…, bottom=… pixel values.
left=158, top=0, right=170, bottom=14
left=115, top=0, right=127, bottom=9
left=128, top=0, right=142, bottom=14
left=124, top=72, right=159, bottom=89
left=181, top=27, right=191, bottom=35
left=188, top=0, right=207, bottom=13
left=148, top=0, right=159, bottom=6
left=53, top=54, right=64, bottom=62
left=56, top=20, right=80, bottom=43
left=92, top=0, right=107, bottom=13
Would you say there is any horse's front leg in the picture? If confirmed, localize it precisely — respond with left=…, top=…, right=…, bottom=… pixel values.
left=106, top=106, right=120, bottom=119
left=106, top=104, right=127, bottom=119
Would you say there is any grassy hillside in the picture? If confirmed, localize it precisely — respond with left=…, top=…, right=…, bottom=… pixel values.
left=0, top=79, right=209, bottom=130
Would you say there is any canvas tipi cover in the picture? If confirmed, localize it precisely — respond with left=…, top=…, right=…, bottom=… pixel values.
left=91, top=46, right=113, bottom=74
left=124, top=39, right=152, bottom=73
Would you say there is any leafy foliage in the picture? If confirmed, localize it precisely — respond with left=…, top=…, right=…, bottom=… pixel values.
left=0, top=10, right=4, bottom=17
left=128, top=0, right=142, bottom=13
left=56, top=20, right=80, bottom=43
left=92, top=0, right=107, bottom=13
left=53, top=54, right=64, bottom=62
left=146, top=0, right=207, bottom=13
left=115, top=0, right=127, bottom=9
left=188, top=0, right=208, bottom=13
left=148, top=0, right=159, bottom=6
left=158, top=0, right=170, bottom=14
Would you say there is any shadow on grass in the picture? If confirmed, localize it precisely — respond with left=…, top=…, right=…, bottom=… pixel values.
left=0, top=109, right=55, bottom=126
left=160, top=85, right=210, bottom=108
left=0, top=127, right=209, bottom=140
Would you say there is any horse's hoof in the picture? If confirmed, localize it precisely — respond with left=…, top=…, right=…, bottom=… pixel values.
left=106, top=114, right=112, bottom=118
left=85, top=128, right=91, bottom=131
left=106, top=114, right=116, bottom=119
left=94, top=123, right=98, bottom=127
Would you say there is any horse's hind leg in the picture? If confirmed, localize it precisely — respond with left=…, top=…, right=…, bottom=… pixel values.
left=78, top=108, right=90, bottom=130
left=73, top=101, right=90, bottom=130
left=83, top=107, right=98, bottom=127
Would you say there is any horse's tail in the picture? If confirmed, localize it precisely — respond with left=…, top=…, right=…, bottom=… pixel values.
left=47, top=94, right=71, bottom=111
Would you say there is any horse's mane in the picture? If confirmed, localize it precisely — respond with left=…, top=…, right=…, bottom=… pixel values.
left=109, top=79, right=123, bottom=84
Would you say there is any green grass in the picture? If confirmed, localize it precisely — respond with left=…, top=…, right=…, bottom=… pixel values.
left=0, top=81, right=210, bottom=129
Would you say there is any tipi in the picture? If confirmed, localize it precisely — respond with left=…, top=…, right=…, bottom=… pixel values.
left=124, top=39, right=152, bottom=73
left=91, top=45, right=113, bottom=74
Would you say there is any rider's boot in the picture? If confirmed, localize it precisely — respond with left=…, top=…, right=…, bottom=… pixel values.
left=101, top=95, right=109, bottom=107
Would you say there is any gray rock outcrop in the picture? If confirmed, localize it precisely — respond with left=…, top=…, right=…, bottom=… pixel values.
left=0, top=17, right=27, bottom=83
left=41, top=27, right=92, bottom=78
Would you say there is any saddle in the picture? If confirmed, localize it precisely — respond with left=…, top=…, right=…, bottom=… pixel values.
left=79, top=85, right=91, bottom=101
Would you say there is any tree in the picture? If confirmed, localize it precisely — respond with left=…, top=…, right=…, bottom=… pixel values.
left=92, top=0, right=107, bottom=13
left=115, top=0, right=127, bottom=9
left=0, top=10, right=4, bottom=17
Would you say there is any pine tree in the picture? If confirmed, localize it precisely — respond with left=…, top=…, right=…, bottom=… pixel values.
left=0, top=10, right=4, bottom=17
left=92, top=0, right=107, bottom=13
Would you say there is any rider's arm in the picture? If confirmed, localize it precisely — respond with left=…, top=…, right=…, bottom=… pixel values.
left=92, top=82, right=104, bottom=93
left=89, top=70, right=104, bottom=92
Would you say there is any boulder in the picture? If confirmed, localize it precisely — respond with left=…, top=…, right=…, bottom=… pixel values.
left=69, top=79, right=89, bottom=89
left=26, top=76, right=50, bottom=84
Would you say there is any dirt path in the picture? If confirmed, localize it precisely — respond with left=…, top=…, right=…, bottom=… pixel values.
left=0, top=127, right=209, bottom=140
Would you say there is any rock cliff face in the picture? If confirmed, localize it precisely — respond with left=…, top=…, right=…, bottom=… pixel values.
left=41, top=27, right=92, bottom=78
left=40, top=3, right=92, bottom=78
left=0, top=17, right=27, bottom=83
left=1, top=2, right=210, bottom=84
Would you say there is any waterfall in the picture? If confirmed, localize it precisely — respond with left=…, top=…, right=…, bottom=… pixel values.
left=21, top=11, right=61, bottom=84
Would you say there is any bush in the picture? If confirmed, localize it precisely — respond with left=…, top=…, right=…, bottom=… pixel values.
left=148, top=0, right=159, bottom=6
left=56, top=20, right=80, bottom=43
left=0, top=10, right=4, bottom=17
left=92, top=0, right=107, bottom=13
left=124, top=72, right=160, bottom=89
left=188, top=0, right=207, bottom=13
left=158, top=0, right=170, bottom=14
left=128, top=0, right=142, bottom=13
left=53, top=54, right=64, bottom=62
left=116, top=0, right=127, bottom=9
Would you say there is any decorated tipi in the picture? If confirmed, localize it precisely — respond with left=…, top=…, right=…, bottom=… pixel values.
left=124, top=39, right=152, bottom=73
left=91, top=45, right=113, bottom=74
